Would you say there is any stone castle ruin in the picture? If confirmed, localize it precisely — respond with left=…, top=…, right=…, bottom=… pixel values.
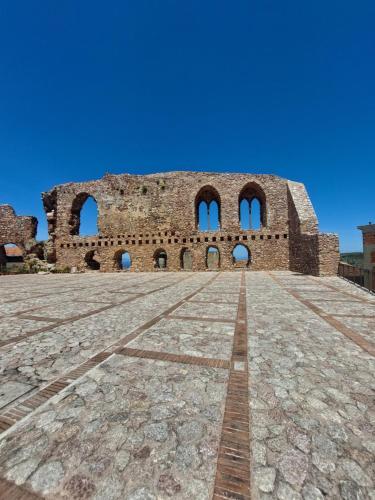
left=0, top=171, right=339, bottom=274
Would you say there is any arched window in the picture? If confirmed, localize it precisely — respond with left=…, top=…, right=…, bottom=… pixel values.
left=232, top=244, right=251, bottom=267
left=154, top=249, right=167, bottom=269
left=195, top=186, right=221, bottom=231
left=84, top=250, right=100, bottom=270
left=181, top=248, right=192, bottom=270
left=239, top=183, right=266, bottom=230
left=198, top=201, right=208, bottom=230
left=115, top=250, right=131, bottom=270
left=206, top=246, right=220, bottom=270
left=208, top=200, right=220, bottom=231
left=70, top=193, right=99, bottom=236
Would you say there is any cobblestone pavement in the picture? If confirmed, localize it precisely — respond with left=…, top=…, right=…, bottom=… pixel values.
left=0, top=271, right=374, bottom=499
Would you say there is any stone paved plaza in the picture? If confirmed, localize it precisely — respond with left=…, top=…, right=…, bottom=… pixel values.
left=0, top=271, right=374, bottom=499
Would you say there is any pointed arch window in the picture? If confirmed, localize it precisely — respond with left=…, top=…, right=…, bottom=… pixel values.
left=195, top=186, right=221, bottom=231
left=239, top=183, right=266, bottom=230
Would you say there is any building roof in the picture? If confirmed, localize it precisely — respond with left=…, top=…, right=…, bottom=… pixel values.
left=358, top=223, right=375, bottom=233
left=5, top=246, right=23, bottom=257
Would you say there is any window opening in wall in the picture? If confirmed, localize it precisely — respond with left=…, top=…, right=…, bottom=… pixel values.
left=232, top=244, right=251, bottom=268
left=154, top=249, right=167, bottom=269
left=70, top=194, right=99, bottom=236
left=206, top=246, right=220, bottom=270
left=239, top=198, right=262, bottom=230
left=79, top=196, right=98, bottom=236
left=181, top=248, right=193, bottom=270
left=198, top=201, right=208, bottom=230
left=239, top=182, right=266, bottom=230
left=208, top=200, right=219, bottom=231
left=84, top=250, right=100, bottom=270
left=196, top=186, right=221, bottom=231
left=120, top=251, right=131, bottom=270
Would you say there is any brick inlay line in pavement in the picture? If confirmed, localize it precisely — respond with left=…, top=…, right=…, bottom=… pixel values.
left=306, top=275, right=374, bottom=304
left=0, top=275, right=193, bottom=348
left=188, top=299, right=239, bottom=305
left=330, top=313, right=375, bottom=319
left=2, top=274, right=163, bottom=304
left=117, top=347, right=230, bottom=369
left=17, top=315, right=62, bottom=323
left=213, top=271, right=251, bottom=500
left=269, top=273, right=375, bottom=357
left=166, top=314, right=236, bottom=324
left=0, top=274, right=219, bottom=436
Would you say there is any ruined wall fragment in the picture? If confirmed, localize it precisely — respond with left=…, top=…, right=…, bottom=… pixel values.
left=40, top=171, right=338, bottom=275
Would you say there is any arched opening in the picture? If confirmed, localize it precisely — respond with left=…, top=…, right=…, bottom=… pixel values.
left=84, top=250, right=100, bottom=270
left=70, top=193, right=99, bottom=236
left=206, top=246, right=220, bottom=270
left=239, top=183, right=266, bottom=230
left=198, top=201, right=208, bottom=231
left=0, top=244, right=24, bottom=272
left=115, top=250, right=131, bottom=270
left=181, top=248, right=192, bottom=270
left=154, top=249, right=167, bottom=269
left=232, top=244, right=251, bottom=268
left=195, top=186, right=221, bottom=231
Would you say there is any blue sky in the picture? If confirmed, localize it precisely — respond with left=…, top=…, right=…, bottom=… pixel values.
left=0, top=0, right=374, bottom=252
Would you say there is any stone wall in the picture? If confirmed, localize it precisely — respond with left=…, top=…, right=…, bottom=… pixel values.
left=287, top=181, right=339, bottom=276
left=0, top=205, right=37, bottom=252
left=40, top=171, right=339, bottom=274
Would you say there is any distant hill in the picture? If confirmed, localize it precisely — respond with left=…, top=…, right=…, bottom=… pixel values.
left=340, top=252, right=363, bottom=267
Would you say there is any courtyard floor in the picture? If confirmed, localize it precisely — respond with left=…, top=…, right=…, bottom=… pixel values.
left=0, top=271, right=374, bottom=500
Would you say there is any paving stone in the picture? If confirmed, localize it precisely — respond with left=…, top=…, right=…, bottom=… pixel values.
left=247, top=272, right=375, bottom=499
left=339, top=480, right=366, bottom=500
left=278, top=448, right=308, bottom=488
left=177, top=420, right=205, bottom=443
left=277, top=481, right=302, bottom=499
left=30, top=460, right=64, bottom=493
left=302, top=484, right=325, bottom=499
left=253, top=440, right=267, bottom=465
left=144, top=421, right=169, bottom=442
left=0, top=381, right=35, bottom=409
left=338, top=459, right=373, bottom=487
left=311, top=434, right=337, bottom=473
left=5, top=457, right=41, bottom=485
left=254, top=467, right=277, bottom=493
left=0, top=271, right=374, bottom=499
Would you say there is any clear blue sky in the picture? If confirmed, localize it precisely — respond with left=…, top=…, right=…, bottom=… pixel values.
left=0, top=0, right=374, bottom=252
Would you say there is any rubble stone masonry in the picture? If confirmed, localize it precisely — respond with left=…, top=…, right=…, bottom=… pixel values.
left=35, top=171, right=339, bottom=275
left=0, top=205, right=37, bottom=265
